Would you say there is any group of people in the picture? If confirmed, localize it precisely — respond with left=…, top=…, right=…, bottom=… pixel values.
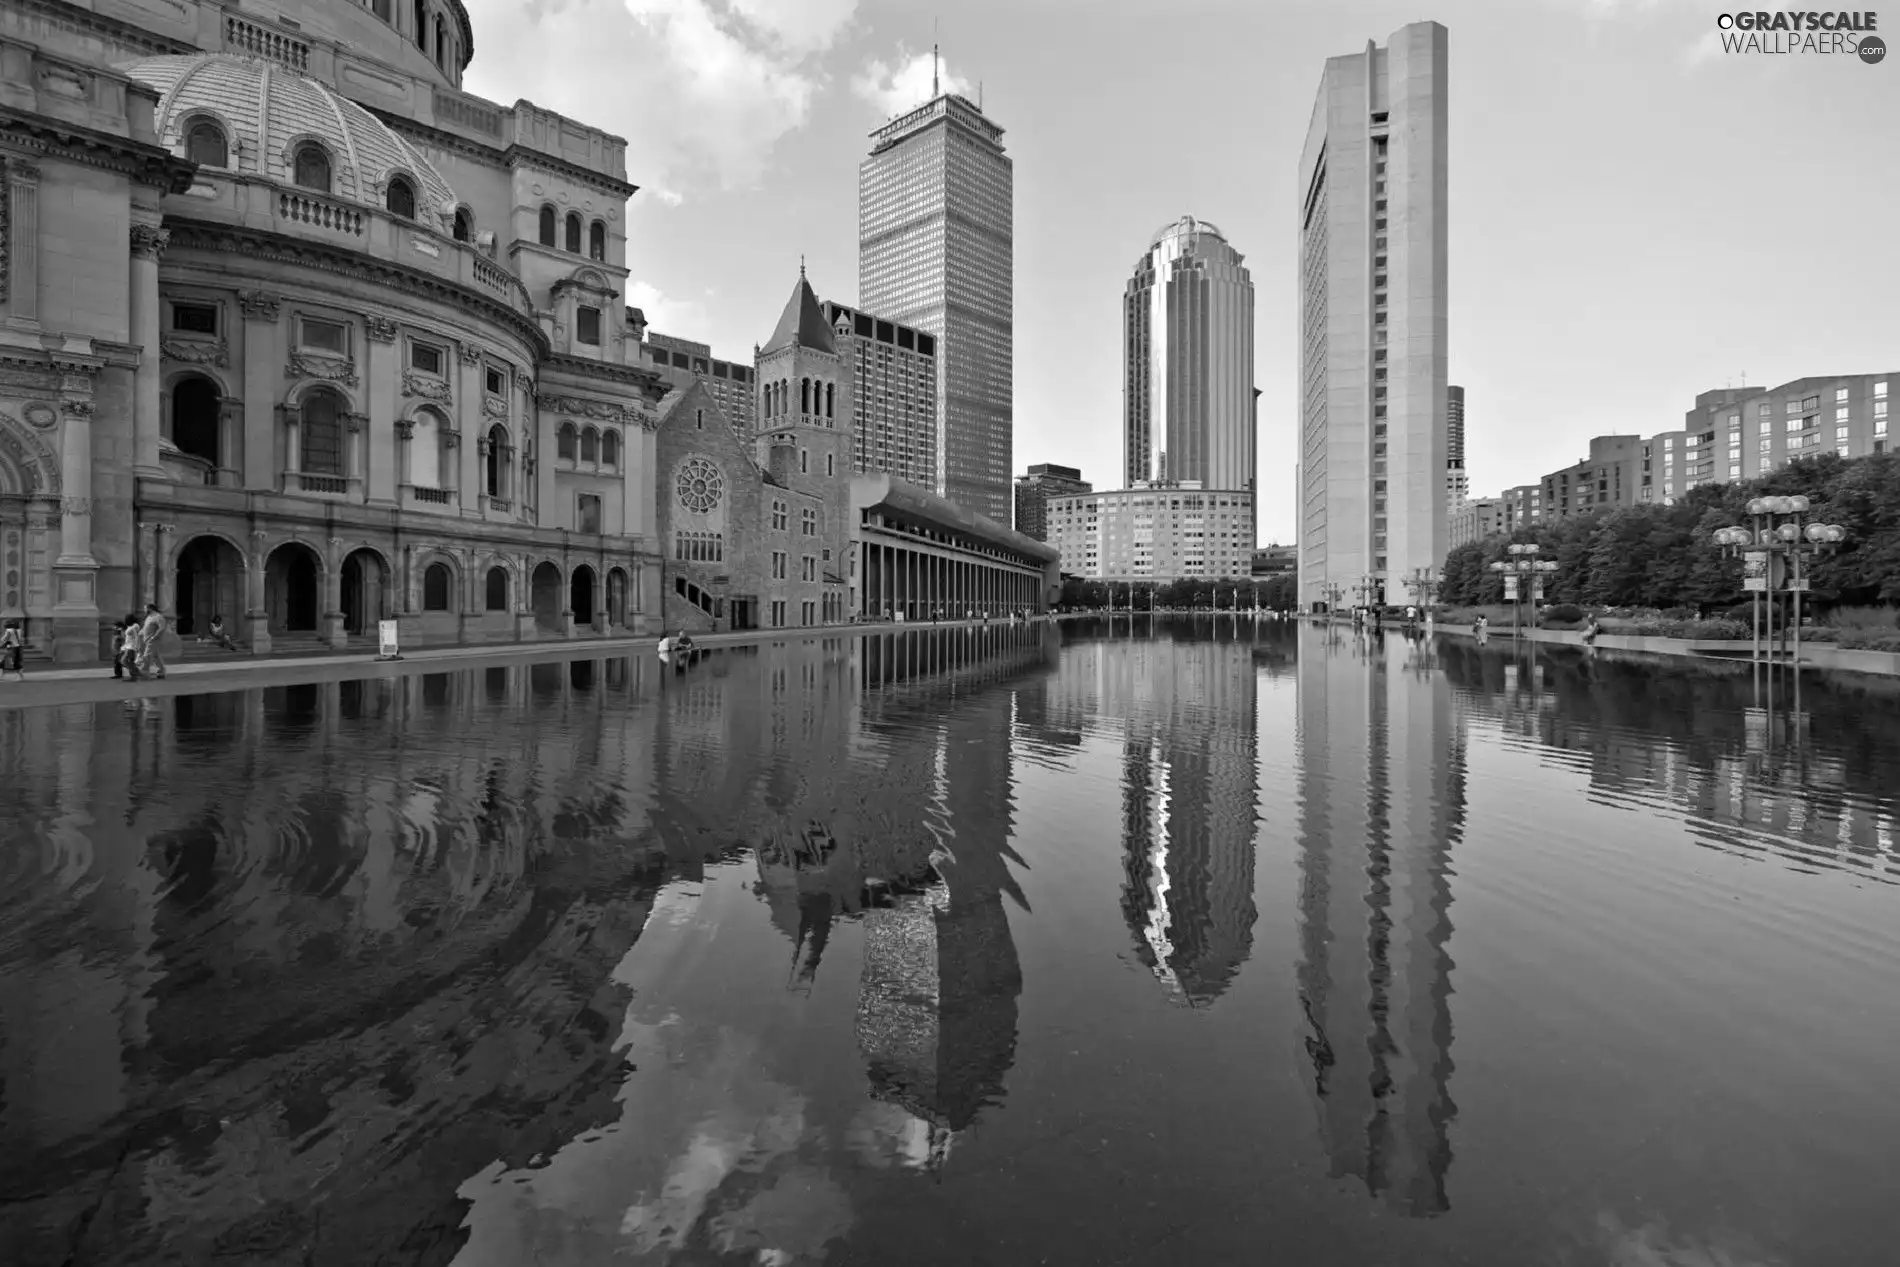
left=111, top=604, right=184, bottom=682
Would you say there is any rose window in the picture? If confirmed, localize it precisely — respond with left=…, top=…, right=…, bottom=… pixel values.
left=676, top=457, right=724, bottom=513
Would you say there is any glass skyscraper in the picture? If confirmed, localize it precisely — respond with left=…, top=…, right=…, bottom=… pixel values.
left=1123, top=216, right=1257, bottom=537
left=859, top=90, right=1014, bottom=525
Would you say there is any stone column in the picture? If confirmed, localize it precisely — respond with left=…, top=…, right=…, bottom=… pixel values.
left=134, top=521, right=157, bottom=608
left=323, top=536, right=347, bottom=649
left=394, top=418, right=414, bottom=490
left=50, top=393, right=101, bottom=662
left=364, top=316, right=400, bottom=504
left=458, top=343, right=483, bottom=513
left=130, top=223, right=169, bottom=479
left=5, top=158, right=40, bottom=321
left=216, top=396, right=243, bottom=488
left=247, top=528, right=271, bottom=653
left=443, top=426, right=461, bottom=508
left=343, top=412, right=368, bottom=499
left=154, top=524, right=178, bottom=614
left=240, top=292, right=283, bottom=488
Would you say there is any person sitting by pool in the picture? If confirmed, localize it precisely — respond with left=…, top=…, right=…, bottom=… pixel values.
left=204, top=614, right=237, bottom=651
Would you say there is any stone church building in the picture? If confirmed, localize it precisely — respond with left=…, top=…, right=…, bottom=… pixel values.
left=0, top=0, right=669, bottom=660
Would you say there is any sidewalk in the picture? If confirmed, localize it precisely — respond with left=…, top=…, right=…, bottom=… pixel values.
left=0, top=616, right=1057, bottom=707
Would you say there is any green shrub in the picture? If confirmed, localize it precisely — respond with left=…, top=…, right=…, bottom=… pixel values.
left=1644, top=618, right=1751, bottom=641
left=1838, top=628, right=1900, bottom=652
left=1827, top=605, right=1900, bottom=631
left=1542, top=603, right=1584, bottom=625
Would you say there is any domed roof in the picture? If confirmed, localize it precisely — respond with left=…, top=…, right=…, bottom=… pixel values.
left=1151, top=215, right=1225, bottom=245
left=123, top=54, right=459, bottom=218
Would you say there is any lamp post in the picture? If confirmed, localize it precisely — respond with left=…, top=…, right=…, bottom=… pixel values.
left=1404, top=567, right=1438, bottom=613
left=1322, top=581, right=1345, bottom=621
left=1713, top=495, right=1846, bottom=666
left=1487, top=543, right=1560, bottom=639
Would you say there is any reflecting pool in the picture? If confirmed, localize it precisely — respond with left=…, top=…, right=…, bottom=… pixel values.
left=3, top=619, right=1899, bottom=1266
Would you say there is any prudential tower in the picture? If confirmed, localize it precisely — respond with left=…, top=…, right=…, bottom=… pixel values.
left=1124, top=217, right=1258, bottom=533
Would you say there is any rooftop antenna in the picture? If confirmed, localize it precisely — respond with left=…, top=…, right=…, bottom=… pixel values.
left=799, top=253, right=805, bottom=278
left=932, top=18, right=940, bottom=98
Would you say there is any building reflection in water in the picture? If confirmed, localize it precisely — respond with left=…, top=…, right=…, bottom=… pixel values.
left=1095, top=623, right=1261, bottom=1006
left=1294, top=623, right=1462, bottom=1217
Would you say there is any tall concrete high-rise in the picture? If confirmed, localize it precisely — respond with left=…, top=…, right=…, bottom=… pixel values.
left=1124, top=217, right=1257, bottom=531
left=1446, top=385, right=1467, bottom=511
left=1297, top=22, right=1449, bottom=609
left=859, top=73, right=1014, bottom=524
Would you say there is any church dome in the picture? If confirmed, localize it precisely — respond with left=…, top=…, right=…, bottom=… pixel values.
left=122, top=54, right=459, bottom=220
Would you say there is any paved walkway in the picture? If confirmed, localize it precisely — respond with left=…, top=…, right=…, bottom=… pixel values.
left=0, top=617, right=1056, bottom=708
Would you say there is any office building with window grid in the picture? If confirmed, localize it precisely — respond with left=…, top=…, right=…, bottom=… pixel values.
left=1013, top=463, right=1091, bottom=542
left=859, top=87, right=1014, bottom=524
left=637, top=325, right=756, bottom=436
left=1296, top=22, right=1449, bottom=609
left=818, top=301, right=939, bottom=488
left=1446, top=384, right=1467, bottom=512
left=1640, top=375, right=1894, bottom=504
left=1045, top=482, right=1254, bottom=581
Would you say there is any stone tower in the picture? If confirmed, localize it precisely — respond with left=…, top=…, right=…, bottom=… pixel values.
left=755, top=268, right=855, bottom=587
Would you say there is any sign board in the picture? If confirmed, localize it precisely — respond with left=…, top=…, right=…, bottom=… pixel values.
left=377, top=619, right=401, bottom=661
left=1742, top=578, right=1769, bottom=592
left=1503, top=576, right=1520, bottom=600
left=1788, top=580, right=1810, bottom=593
left=1532, top=582, right=1546, bottom=603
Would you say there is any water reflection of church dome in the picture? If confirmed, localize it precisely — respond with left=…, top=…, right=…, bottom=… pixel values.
left=123, top=54, right=460, bottom=222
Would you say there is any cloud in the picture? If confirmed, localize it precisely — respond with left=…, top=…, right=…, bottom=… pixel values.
left=851, top=44, right=973, bottom=119
left=626, top=280, right=709, bottom=336
left=1681, top=27, right=1727, bottom=68
left=459, top=0, right=857, bottom=200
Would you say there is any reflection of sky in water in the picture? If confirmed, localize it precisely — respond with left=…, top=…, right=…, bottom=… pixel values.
left=454, top=870, right=933, bottom=1265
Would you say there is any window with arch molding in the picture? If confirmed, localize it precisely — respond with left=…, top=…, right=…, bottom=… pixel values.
left=485, top=566, right=509, bottom=611
left=539, top=205, right=556, bottom=247
left=580, top=427, right=599, bottom=463
left=557, top=423, right=577, bottom=461
left=564, top=212, right=582, bottom=253
left=412, top=0, right=426, bottom=48
left=800, top=378, right=810, bottom=414
left=589, top=221, right=606, bottom=261
left=386, top=177, right=416, bottom=219
left=453, top=207, right=473, bottom=242
left=423, top=562, right=452, bottom=611
left=825, top=383, right=834, bottom=419
left=301, top=389, right=344, bottom=475
left=435, top=15, right=447, bottom=69
left=293, top=143, right=332, bottom=193
left=676, top=456, right=725, bottom=513
left=485, top=423, right=508, bottom=497
left=185, top=119, right=228, bottom=168
left=409, top=410, right=442, bottom=488
left=601, top=429, right=620, bottom=466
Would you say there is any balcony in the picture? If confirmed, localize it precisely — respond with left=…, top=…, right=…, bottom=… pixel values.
left=287, top=472, right=350, bottom=497
left=170, top=173, right=537, bottom=322
left=223, top=14, right=309, bottom=71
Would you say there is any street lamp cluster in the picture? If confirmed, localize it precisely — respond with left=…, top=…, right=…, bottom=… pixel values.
left=1712, top=494, right=1848, bottom=664
left=1488, top=543, right=1559, bottom=637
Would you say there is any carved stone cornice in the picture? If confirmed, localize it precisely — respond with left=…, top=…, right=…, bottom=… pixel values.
left=160, top=337, right=228, bottom=367
left=403, top=371, right=451, bottom=403
left=460, top=343, right=484, bottom=366
left=394, top=419, right=415, bottom=440
left=287, top=352, right=358, bottom=386
left=61, top=399, right=93, bottom=420
left=7, top=159, right=40, bottom=184
left=237, top=290, right=282, bottom=321
left=0, top=115, right=194, bottom=194
left=163, top=219, right=548, bottom=359
left=129, top=224, right=170, bottom=259
left=536, top=393, right=649, bottom=429
left=343, top=412, right=368, bottom=434
left=442, top=429, right=461, bottom=449
left=365, top=316, right=399, bottom=343
left=482, top=395, right=507, bottom=419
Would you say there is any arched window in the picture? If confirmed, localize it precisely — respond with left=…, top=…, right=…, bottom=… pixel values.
left=485, top=423, right=507, bottom=497
left=588, top=220, right=606, bottom=261
left=485, top=566, right=509, bottom=611
left=293, top=143, right=332, bottom=193
left=171, top=376, right=221, bottom=465
left=601, top=429, right=619, bottom=467
left=564, top=212, right=582, bottom=254
left=557, top=423, right=577, bottom=461
left=825, top=382, right=834, bottom=419
left=435, top=16, right=447, bottom=69
left=408, top=410, right=441, bottom=488
left=412, top=0, right=426, bottom=48
left=301, top=389, right=344, bottom=475
left=386, top=177, right=416, bottom=219
left=579, top=426, right=599, bottom=462
left=538, top=205, right=556, bottom=247
left=800, top=378, right=810, bottom=414
left=453, top=207, right=472, bottom=242
left=185, top=119, right=227, bottom=168
left=423, top=562, right=452, bottom=611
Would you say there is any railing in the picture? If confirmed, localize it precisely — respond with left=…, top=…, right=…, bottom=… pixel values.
left=413, top=487, right=453, bottom=504
left=279, top=192, right=363, bottom=236
left=225, top=15, right=310, bottom=71
left=295, top=473, right=348, bottom=495
left=487, top=496, right=512, bottom=512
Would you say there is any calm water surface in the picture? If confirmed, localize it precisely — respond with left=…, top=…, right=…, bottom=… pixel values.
left=3, top=620, right=1899, bottom=1266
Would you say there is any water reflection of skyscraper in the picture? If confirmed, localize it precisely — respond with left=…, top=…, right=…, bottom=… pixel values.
left=1294, top=624, right=1461, bottom=1217
left=1101, top=637, right=1261, bottom=1005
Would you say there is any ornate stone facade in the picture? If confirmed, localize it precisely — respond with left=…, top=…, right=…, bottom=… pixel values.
left=0, top=0, right=666, bottom=659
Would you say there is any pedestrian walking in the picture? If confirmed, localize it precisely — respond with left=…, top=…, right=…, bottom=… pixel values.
left=0, top=619, right=24, bottom=681
left=137, top=603, right=169, bottom=680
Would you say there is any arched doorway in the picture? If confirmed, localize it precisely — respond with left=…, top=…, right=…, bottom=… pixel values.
left=530, top=561, right=563, bottom=632
left=340, top=548, right=387, bottom=635
left=171, top=376, right=221, bottom=467
left=570, top=564, right=596, bottom=626
left=607, top=567, right=628, bottom=627
left=265, top=541, right=322, bottom=634
left=174, top=535, right=244, bottom=637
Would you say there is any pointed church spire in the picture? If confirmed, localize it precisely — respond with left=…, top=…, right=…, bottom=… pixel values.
left=762, top=269, right=836, bottom=356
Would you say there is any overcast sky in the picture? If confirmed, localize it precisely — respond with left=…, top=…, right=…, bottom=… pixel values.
left=463, top=0, right=1897, bottom=545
